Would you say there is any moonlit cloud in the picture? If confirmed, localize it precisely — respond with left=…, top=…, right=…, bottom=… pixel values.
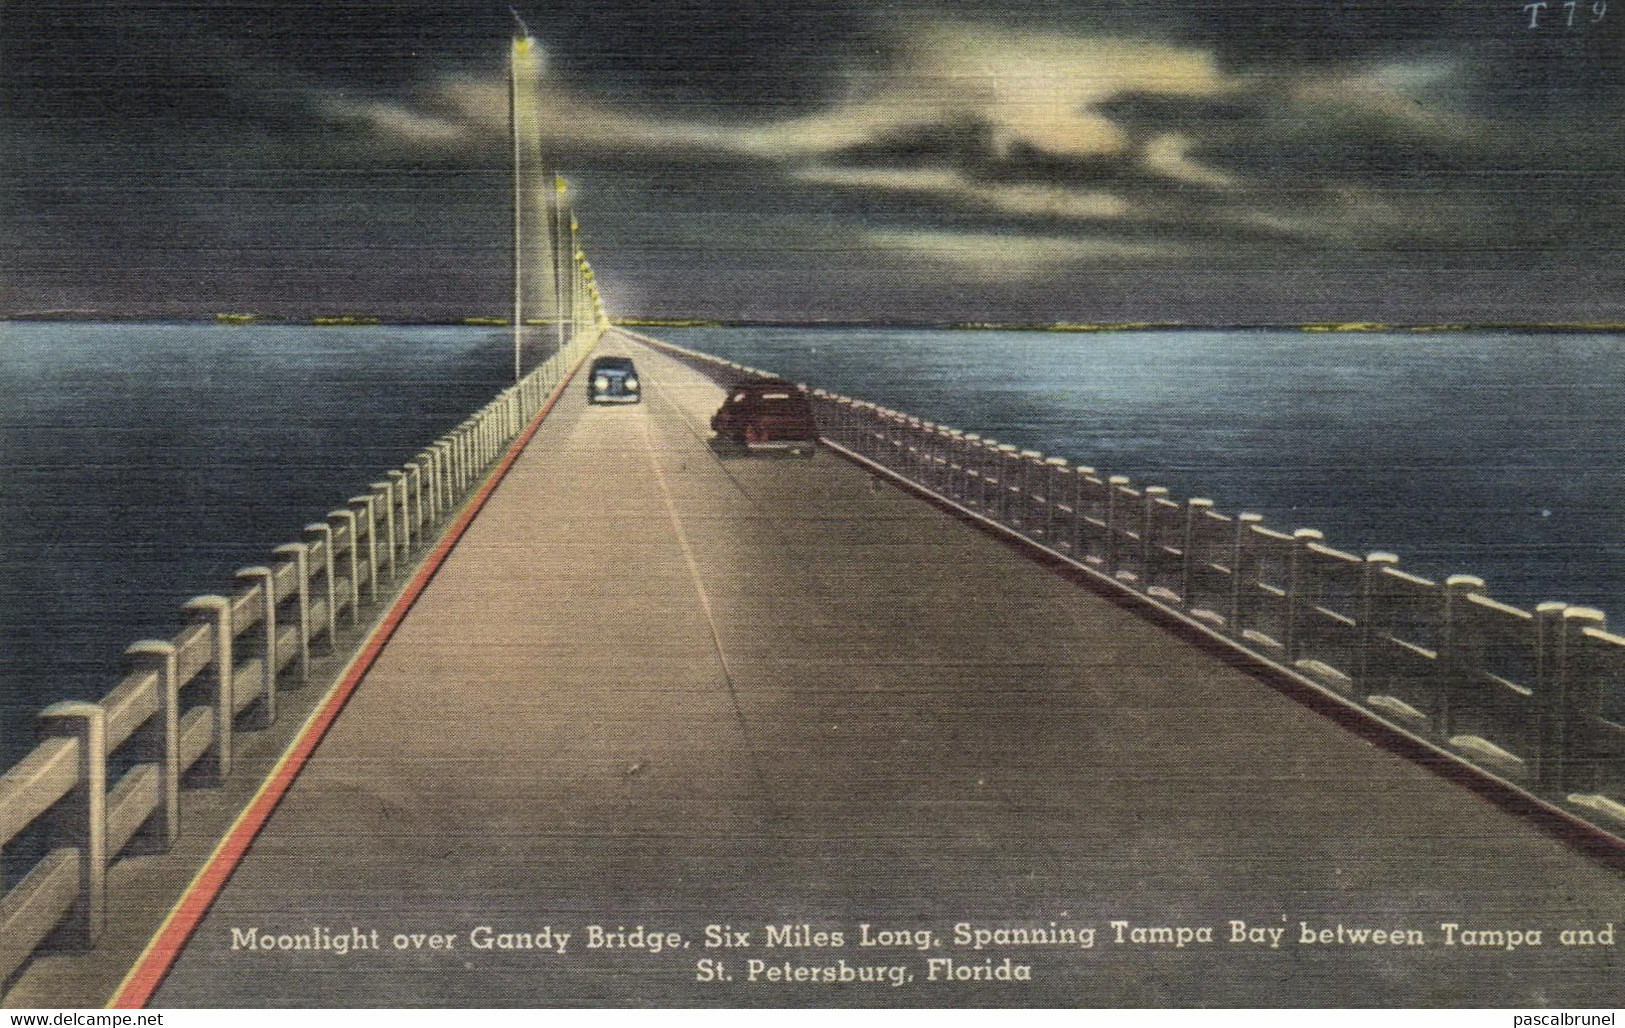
left=878, top=23, right=1232, bottom=159
left=793, top=165, right=1133, bottom=221
left=1287, top=58, right=1485, bottom=143
left=333, top=21, right=1240, bottom=166
left=865, top=229, right=1190, bottom=281
left=310, top=17, right=1499, bottom=257
left=5, top=0, right=1621, bottom=323
left=1140, top=133, right=1237, bottom=189
left=317, top=96, right=472, bottom=144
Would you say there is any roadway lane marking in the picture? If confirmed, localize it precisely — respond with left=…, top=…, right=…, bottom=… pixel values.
left=636, top=405, right=782, bottom=822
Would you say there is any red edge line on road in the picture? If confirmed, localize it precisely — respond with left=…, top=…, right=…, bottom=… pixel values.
left=108, top=351, right=593, bottom=1009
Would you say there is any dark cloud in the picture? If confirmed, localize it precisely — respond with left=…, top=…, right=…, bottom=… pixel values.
left=2, top=0, right=1623, bottom=323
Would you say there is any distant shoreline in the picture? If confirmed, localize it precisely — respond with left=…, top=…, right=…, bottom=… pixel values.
left=4, top=313, right=1625, bottom=334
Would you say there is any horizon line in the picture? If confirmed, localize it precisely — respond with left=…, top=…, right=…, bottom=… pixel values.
left=6, top=312, right=1625, bottom=334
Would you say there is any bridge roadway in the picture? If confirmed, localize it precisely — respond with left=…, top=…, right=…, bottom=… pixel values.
left=26, top=335, right=1625, bottom=1006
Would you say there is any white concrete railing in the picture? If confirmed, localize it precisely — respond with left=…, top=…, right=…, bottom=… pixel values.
left=632, top=330, right=1625, bottom=842
left=0, top=323, right=602, bottom=990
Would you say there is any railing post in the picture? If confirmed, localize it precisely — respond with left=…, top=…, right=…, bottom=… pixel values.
left=328, top=509, right=360, bottom=626
left=1358, top=552, right=1400, bottom=696
left=416, top=452, right=436, bottom=525
left=122, top=640, right=178, bottom=849
left=233, top=568, right=277, bottom=728
left=1557, top=607, right=1608, bottom=793
left=1043, top=457, right=1069, bottom=540
left=1006, top=446, right=1024, bottom=520
left=958, top=431, right=978, bottom=501
left=424, top=449, right=442, bottom=523
left=1141, top=487, right=1169, bottom=578
left=37, top=701, right=106, bottom=948
left=913, top=420, right=931, bottom=485
left=915, top=420, right=933, bottom=484
left=1183, top=498, right=1213, bottom=605
left=388, top=470, right=412, bottom=552
left=348, top=495, right=379, bottom=604
left=446, top=436, right=461, bottom=500
left=968, top=438, right=994, bottom=509
left=273, top=543, right=311, bottom=684
left=1286, top=528, right=1325, bottom=661
left=371, top=481, right=398, bottom=580
left=1229, top=514, right=1264, bottom=636
left=434, top=439, right=455, bottom=508
left=1071, top=467, right=1095, bottom=559
left=445, top=430, right=461, bottom=496
left=1017, top=450, right=1042, bottom=528
left=303, top=523, right=337, bottom=648
left=944, top=430, right=964, bottom=498
left=1438, top=574, right=1486, bottom=740
left=962, top=435, right=983, bottom=506
left=1105, top=476, right=1132, bottom=574
left=935, top=425, right=951, bottom=488
left=1533, top=601, right=1570, bottom=791
left=182, top=595, right=232, bottom=782
left=996, top=445, right=1019, bottom=522
left=455, top=425, right=471, bottom=491
left=406, top=461, right=424, bottom=540
left=407, top=462, right=426, bottom=537
left=923, top=418, right=936, bottom=483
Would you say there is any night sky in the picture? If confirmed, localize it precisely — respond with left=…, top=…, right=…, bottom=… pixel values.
left=2, top=0, right=1621, bottom=324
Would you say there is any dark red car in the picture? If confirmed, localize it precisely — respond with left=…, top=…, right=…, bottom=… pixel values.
left=710, top=379, right=819, bottom=455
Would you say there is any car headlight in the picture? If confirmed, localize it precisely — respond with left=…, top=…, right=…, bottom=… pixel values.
left=594, top=375, right=609, bottom=390
left=624, top=377, right=639, bottom=391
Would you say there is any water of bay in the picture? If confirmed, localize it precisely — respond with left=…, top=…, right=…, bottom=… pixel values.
left=0, top=322, right=511, bottom=762
left=661, top=325, right=1625, bottom=619
left=4, top=321, right=1622, bottom=763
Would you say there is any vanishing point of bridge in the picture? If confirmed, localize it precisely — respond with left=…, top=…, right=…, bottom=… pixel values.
left=4, top=328, right=1625, bottom=1008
